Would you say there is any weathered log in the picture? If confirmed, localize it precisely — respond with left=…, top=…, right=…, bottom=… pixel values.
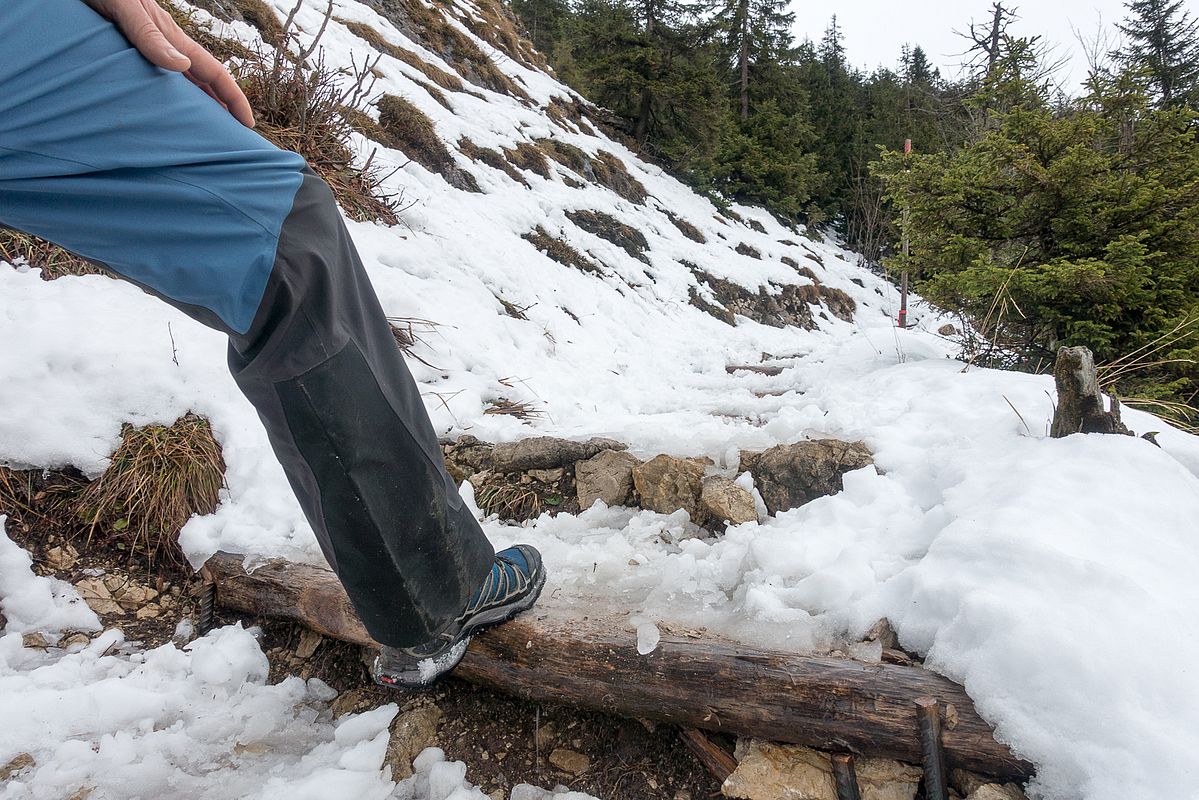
left=679, top=727, right=737, bottom=784
left=204, top=552, right=1033, bottom=782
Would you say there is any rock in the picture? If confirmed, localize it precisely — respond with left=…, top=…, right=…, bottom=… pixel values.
left=492, top=436, right=626, bottom=472
left=111, top=580, right=159, bottom=608
left=295, top=627, right=323, bottom=659
left=700, top=476, right=758, bottom=526
left=722, top=740, right=920, bottom=800
left=60, top=632, right=93, bottom=649
left=938, top=323, right=958, bottom=336
left=864, top=618, right=899, bottom=650
left=535, top=721, right=557, bottom=750
left=548, top=748, right=590, bottom=775
left=739, top=439, right=873, bottom=514
left=74, top=576, right=124, bottom=616
left=442, top=435, right=496, bottom=482
left=527, top=467, right=566, bottom=483
left=632, top=455, right=705, bottom=521
left=385, top=704, right=442, bottom=780
left=949, top=769, right=987, bottom=796
left=45, top=543, right=79, bottom=571
left=967, top=785, right=1026, bottom=800
left=0, top=753, right=35, bottom=781
left=22, top=632, right=49, bottom=649
left=575, top=449, right=641, bottom=509
left=329, top=687, right=377, bottom=718
left=135, top=604, right=161, bottom=620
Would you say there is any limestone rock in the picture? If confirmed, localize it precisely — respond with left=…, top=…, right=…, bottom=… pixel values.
left=295, top=627, right=322, bottom=659
left=45, top=543, right=79, bottom=571
left=967, top=785, right=1026, bottom=800
left=722, top=740, right=920, bottom=800
left=575, top=449, right=641, bottom=509
left=632, top=455, right=705, bottom=520
left=740, top=440, right=873, bottom=514
left=329, top=687, right=377, bottom=718
left=386, top=704, right=442, bottom=780
left=135, top=604, right=161, bottom=620
left=22, top=632, right=49, bottom=649
left=938, top=323, right=958, bottom=336
left=700, top=476, right=758, bottom=526
left=0, top=753, right=34, bottom=781
left=492, top=436, right=626, bottom=472
left=548, top=748, right=590, bottom=775
left=111, top=580, right=159, bottom=609
left=527, top=467, right=566, bottom=483
left=60, top=632, right=93, bottom=649
left=74, top=577, right=123, bottom=616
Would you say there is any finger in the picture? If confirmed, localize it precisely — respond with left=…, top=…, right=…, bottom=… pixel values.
left=110, top=1, right=191, bottom=71
left=171, top=32, right=256, bottom=127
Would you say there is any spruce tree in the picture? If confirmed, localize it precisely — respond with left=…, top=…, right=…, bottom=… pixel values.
left=1116, top=0, right=1199, bottom=107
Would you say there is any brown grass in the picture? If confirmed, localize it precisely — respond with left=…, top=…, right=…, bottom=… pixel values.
left=483, top=398, right=545, bottom=420
left=458, top=0, right=546, bottom=69
left=459, top=138, right=528, bottom=185
left=160, top=1, right=254, bottom=62
left=522, top=227, right=600, bottom=274
left=735, top=242, right=761, bottom=260
left=237, top=48, right=400, bottom=224
left=376, top=95, right=480, bottom=191
left=535, top=140, right=646, bottom=204
left=503, top=142, right=551, bottom=179
left=388, top=316, right=443, bottom=369
left=338, top=18, right=470, bottom=96
left=566, top=209, right=649, bottom=263
left=232, top=0, right=285, bottom=44
left=664, top=211, right=705, bottom=243
left=379, top=0, right=531, bottom=101
left=781, top=255, right=799, bottom=269
left=0, top=466, right=89, bottom=539
left=76, top=414, right=225, bottom=567
left=0, top=230, right=106, bottom=280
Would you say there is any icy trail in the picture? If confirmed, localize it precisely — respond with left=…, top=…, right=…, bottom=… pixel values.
left=2, top=0, right=1199, bottom=796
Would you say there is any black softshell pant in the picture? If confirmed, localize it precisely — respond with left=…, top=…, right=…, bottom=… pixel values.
left=0, top=0, right=494, bottom=648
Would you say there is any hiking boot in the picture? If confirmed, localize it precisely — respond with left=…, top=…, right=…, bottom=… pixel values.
left=372, top=544, right=546, bottom=689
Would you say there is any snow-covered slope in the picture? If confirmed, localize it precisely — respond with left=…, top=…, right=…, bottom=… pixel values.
left=2, top=1, right=1199, bottom=798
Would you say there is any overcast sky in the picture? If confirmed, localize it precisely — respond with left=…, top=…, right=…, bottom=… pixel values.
left=790, top=0, right=1140, bottom=92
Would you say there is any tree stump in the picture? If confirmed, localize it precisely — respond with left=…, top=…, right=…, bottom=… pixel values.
left=1050, top=346, right=1131, bottom=438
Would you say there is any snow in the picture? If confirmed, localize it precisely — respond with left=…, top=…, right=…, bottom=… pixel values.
left=2, top=0, right=1199, bottom=797
left=0, top=525, right=554, bottom=799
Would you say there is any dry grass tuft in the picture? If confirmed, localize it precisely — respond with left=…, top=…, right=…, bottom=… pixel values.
left=376, top=95, right=480, bottom=191
left=388, top=316, right=445, bottom=369
left=232, top=0, right=285, bottom=44
left=535, top=140, right=646, bottom=204
left=503, top=142, right=551, bottom=179
left=458, top=137, right=528, bottom=185
left=664, top=210, right=706, bottom=243
left=0, top=466, right=89, bottom=538
left=483, top=397, right=545, bottom=420
left=237, top=44, right=400, bottom=224
left=76, top=414, right=225, bottom=567
left=378, top=0, right=531, bottom=101
left=566, top=209, right=649, bottom=263
left=458, top=0, right=546, bottom=69
left=522, top=227, right=601, bottom=274
left=160, top=1, right=253, bottom=61
left=476, top=481, right=542, bottom=520
left=735, top=242, right=761, bottom=260
left=0, top=230, right=106, bottom=280
left=337, top=18, right=471, bottom=97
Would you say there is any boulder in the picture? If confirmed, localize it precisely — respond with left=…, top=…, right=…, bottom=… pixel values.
left=441, top=434, right=496, bottom=482
left=722, top=740, right=920, bottom=800
left=385, top=704, right=443, bottom=780
left=700, top=476, right=758, bottom=526
left=740, top=439, right=873, bottom=514
left=492, top=436, right=626, bottom=472
left=632, top=455, right=705, bottom=520
left=0, top=753, right=35, bottom=781
left=575, top=449, right=641, bottom=509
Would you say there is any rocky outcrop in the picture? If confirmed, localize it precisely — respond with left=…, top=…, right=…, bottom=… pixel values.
left=492, top=435, right=626, bottom=472
left=740, top=439, right=873, bottom=514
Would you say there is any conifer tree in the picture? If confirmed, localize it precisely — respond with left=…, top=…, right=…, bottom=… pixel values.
left=1116, top=0, right=1199, bottom=107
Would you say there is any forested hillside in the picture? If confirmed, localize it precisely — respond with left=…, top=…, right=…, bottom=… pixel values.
left=510, top=0, right=1199, bottom=414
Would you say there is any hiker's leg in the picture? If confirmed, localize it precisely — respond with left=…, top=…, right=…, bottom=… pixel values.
left=0, top=0, right=493, bottom=647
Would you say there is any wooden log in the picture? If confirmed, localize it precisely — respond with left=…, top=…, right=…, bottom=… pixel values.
left=679, top=727, right=737, bottom=784
left=1050, top=346, right=1131, bottom=438
left=204, top=552, right=1033, bottom=781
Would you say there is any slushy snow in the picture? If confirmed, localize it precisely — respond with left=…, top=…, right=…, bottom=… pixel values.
left=2, top=0, right=1199, bottom=797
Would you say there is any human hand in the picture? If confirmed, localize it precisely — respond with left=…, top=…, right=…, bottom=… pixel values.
left=83, top=0, right=255, bottom=127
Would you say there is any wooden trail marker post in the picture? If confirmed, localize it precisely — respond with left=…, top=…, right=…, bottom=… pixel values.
left=898, top=138, right=912, bottom=329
